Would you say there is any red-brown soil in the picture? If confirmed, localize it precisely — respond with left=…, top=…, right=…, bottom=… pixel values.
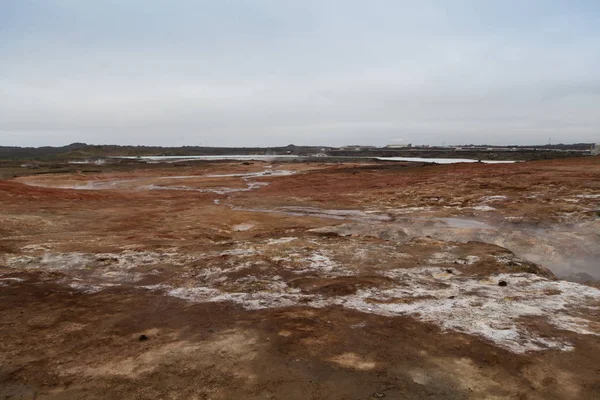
left=1, top=157, right=599, bottom=399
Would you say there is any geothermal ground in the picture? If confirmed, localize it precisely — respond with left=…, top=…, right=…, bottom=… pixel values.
left=1, top=157, right=599, bottom=399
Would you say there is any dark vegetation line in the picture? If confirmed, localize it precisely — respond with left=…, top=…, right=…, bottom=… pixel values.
left=0, top=142, right=595, bottom=161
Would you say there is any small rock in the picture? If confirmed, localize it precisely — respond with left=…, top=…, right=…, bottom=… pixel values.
left=373, top=393, right=386, bottom=398
left=498, top=281, right=508, bottom=287
left=139, top=334, right=149, bottom=341
left=448, top=296, right=456, bottom=299
left=446, top=269, right=454, bottom=274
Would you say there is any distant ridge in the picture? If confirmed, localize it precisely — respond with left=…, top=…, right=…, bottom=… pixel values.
left=0, top=143, right=333, bottom=160
left=0, top=143, right=593, bottom=161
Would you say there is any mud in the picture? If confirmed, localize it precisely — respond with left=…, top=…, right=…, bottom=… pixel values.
left=1, top=157, right=600, bottom=399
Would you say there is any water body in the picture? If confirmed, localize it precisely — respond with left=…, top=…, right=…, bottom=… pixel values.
left=113, top=155, right=517, bottom=164
left=377, top=157, right=517, bottom=164
left=438, top=218, right=495, bottom=229
left=115, top=155, right=300, bottom=162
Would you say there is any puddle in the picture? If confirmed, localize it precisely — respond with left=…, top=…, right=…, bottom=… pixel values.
left=438, top=218, right=495, bottom=230
left=377, top=157, right=517, bottom=164
left=19, top=169, right=293, bottom=193
left=145, top=182, right=268, bottom=194
left=68, top=159, right=107, bottom=165
left=231, top=205, right=391, bottom=222
left=205, top=170, right=296, bottom=178
left=25, top=179, right=139, bottom=190
left=233, top=224, right=254, bottom=232
left=114, top=155, right=300, bottom=162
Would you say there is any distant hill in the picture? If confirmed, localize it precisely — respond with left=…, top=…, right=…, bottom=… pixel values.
left=0, top=143, right=334, bottom=160
left=0, top=143, right=89, bottom=159
left=0, top=142, right=595, bottom=161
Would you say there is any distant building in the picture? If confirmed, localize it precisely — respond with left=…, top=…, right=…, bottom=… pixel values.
left=339, top=145, right=377, bottom=151
left=592, top=143, right=600, bottom=156
left=385, top=143, right=412, bottom=149
left=455, top=146, right=487, bottom=151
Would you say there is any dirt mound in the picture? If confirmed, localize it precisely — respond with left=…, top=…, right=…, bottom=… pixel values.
left=290, top=275, right=397, bottom=296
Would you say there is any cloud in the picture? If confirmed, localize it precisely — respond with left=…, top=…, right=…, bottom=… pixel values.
left=1, top=0, right=599, bottom=146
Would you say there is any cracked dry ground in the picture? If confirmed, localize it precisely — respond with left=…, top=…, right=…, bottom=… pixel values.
left=1, top=157, right=600, bottom=399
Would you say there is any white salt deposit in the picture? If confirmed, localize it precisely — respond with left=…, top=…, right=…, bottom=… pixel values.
left=0, top=277, right=25, bottom=282
left=233, top=223, right=255, bottom=232
left=20, top=167, right=291, bottom=194
left=481, top=195, right=508, bottom=202
left=341, top=270, right=600, bottom=353
left=219, top=248, right=256, bottom=257
left=139, top=267, right=600, bottom=353
left=7, top=246, right=599, bottom=354
left=427, top=254, right=479, bottom=265
left=426, top=253, right=457, bottom=264
left=472, top=205, right=496, bottom=211
left=68, top=281, right=104, bottom=294
left=265, top=237, right=297, bottom=245
left=4, top=251, right=200, bottom=277
left=21, top=244, right=51, bottom=252
left=306, top=252, right=341, bottom=274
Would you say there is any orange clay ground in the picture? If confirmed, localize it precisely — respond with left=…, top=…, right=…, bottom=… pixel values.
left=1, top=157, right=599, bottom=399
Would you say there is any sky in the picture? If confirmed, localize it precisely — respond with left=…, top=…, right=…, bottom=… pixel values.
left=1, top=0, right=599, bottom=147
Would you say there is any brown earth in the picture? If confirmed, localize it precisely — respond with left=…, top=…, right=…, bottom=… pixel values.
left=1, top=157, right=599, bottom=399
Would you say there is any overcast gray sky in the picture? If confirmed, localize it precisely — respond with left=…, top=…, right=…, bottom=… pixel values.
left=1, top=0, right=599, bottom=147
